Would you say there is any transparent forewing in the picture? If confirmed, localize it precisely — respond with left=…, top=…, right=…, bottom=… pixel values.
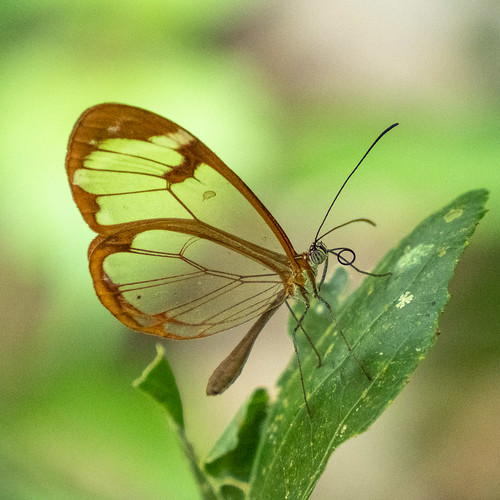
left=90, top=226, right=286, bottom=338
left=66, top=104, right=293, bottom=256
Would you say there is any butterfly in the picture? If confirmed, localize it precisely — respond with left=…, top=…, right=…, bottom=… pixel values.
left=66, top=103, right=397, bottom=400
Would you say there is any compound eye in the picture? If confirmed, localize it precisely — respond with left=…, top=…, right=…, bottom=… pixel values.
left=308, top=241, right=328, bottom=265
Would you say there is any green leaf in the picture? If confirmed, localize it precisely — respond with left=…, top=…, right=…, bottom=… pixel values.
left=133, top=190, right=487, bottom=500
left=134, top=345, right=218, bottom=500
left=204, top=388, right=269, bottom=496
left=248, top=189, right=488, bottom=499
left=133, top=344, right=184, bottom=428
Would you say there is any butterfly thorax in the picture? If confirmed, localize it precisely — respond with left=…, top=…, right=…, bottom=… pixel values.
left=289, top=252, right=317, bottom=303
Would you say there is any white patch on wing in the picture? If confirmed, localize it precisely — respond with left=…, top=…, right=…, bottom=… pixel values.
left=150, top=130, right=195, bottom=149
left=167, top=129, right=195, bottom=147
left=107, top=124, right=120, bottom=134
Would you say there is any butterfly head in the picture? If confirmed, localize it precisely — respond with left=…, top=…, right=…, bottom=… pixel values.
left=308, top=240, right=328, bottom=266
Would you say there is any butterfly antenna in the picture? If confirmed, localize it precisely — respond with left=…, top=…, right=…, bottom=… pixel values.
left=314, top=123, right=399, bottom=243
left=317, top=217, right=376, bottom=242
left=329, top=247, right=392, bottom=278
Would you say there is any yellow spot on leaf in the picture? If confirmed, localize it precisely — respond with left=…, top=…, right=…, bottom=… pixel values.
left=324, top=343, right=333, bottom=357
left=444, top=207, right=463, bottom=223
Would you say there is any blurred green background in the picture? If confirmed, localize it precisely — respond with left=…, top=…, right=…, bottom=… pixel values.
left=1, top=1, right=498, bottom=498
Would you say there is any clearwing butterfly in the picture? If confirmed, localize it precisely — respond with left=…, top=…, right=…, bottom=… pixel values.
left=66, top=103, right=397, bottom=400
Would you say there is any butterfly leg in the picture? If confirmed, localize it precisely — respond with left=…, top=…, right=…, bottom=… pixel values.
left=317, top=253, right=329, bottom=292
left=286, top=302, right=322, bottom=368
left=286, top=300, right=320, bottom=416
left=316, top=295, right=373, bottom=382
